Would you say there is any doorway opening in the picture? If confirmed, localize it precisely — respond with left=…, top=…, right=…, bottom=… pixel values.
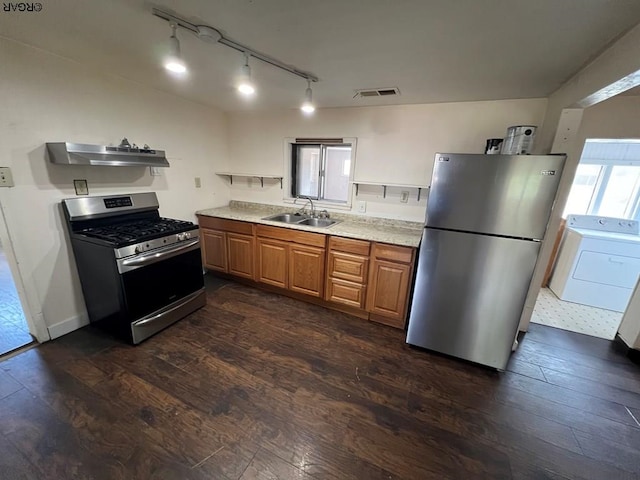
left=533, top=138, right=640, bottom=339
left=0, top=238, right=33, bottom=355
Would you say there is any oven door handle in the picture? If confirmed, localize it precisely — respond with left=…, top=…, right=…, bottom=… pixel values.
left=122, top=239, right=200, bottom=268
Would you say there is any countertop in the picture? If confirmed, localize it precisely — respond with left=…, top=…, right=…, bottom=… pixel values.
left=196, top=201, right=423, bottom=248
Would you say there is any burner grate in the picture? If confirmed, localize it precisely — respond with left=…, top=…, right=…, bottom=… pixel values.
left=79, top=218, right=194, bottom=245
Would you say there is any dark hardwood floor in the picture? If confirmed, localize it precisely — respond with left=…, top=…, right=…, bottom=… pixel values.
left=1, top=275, right=639, bottom=479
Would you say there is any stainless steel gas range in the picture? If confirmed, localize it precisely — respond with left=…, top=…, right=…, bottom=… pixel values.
left=62, top=192, right=206, bottom=344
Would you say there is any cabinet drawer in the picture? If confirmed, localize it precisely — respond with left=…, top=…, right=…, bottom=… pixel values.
left=326, top=277, right=366, bottom=309
left=372, top=243, right=414, bottom=264
left=327, top=251, right=369, bottom=284
left=328, top=236, right=370, bottom=256
left=256, top=224, right=326, bottom=248
left=574, top=250, right=640, bottom=288
left=197, top=216, right=253, bottom=235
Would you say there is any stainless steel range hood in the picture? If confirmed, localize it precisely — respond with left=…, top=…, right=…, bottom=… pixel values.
left=46, top=142, right=170, bottom=167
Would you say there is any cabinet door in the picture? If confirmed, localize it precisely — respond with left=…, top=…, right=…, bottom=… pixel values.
left=227, top=233, right=255, bottom=279
left=256, top=238, right=288, bottom=288
left=289, top=244, right=325, bottom=297
left=367, top=260, right=412, bottom=327
left=201, top=229, right=227, bottom=272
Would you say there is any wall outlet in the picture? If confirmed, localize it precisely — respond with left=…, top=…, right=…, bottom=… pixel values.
left=356, top=200, right=367, bottom=213
left=0, top=167, right=14, bottom=187
left=73, top=179, right=88, bottom=195
left=400, top=191, right=409, bottom=203
left=149, top=167, right=162, bottom=176
left=194, top=177, right=202, bottom=188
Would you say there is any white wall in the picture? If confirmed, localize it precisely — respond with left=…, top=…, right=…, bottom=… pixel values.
left=0, top=38, right=230, bottom=338
left=227, top=99, right=547, bottom=221
left=619, top=278, right=640, bottom=349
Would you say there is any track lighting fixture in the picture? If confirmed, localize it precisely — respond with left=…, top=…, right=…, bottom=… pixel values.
left=237, top=53, right=256, bottom=96
left=301, top=80, right=315, bottom=114
left=164, top=23, right=187, bottom=74
left=153, top=8, right=319, bottom=112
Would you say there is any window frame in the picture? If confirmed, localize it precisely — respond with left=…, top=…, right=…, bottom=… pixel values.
left=564, top=141, right=640, bottom=220
left=282, top=137, right=357, bottom=210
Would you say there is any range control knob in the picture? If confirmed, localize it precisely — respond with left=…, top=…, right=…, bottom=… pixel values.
left=134, top=245, right=144, bottom=254
left=177, top=233, right=186, bottom=241
left=184, top=232, right=191, bottom=239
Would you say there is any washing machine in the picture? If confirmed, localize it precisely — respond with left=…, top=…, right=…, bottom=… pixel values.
left=549, top=215, right=640, bottom=312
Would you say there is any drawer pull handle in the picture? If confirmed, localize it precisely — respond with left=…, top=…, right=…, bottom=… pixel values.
left=608, top=258, right=624, bottom=265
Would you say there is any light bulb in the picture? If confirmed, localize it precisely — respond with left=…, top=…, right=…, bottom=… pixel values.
left=164, top=59, right=187, bottom=73
left=300, top=83, right=315, bottom=114
left=237, top=55, right=255, bottom=96
left=238, top=83, right=256, bottom=95
left=164, top=24, right=187, bottom=74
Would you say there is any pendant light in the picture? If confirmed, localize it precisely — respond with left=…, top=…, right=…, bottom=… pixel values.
left=164, top=23, right=187, bottom=74
left=301, top=80, right=315, bottom=114
left=237, top=53, right=255, bottom=96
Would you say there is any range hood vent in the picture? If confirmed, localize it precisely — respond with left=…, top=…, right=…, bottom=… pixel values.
left=46, top=142, right=170, bottom=167
left=353, top=87, right=401, bottom=99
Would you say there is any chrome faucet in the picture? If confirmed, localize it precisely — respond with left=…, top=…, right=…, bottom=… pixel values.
left=295, top=195, right=315, bottom=217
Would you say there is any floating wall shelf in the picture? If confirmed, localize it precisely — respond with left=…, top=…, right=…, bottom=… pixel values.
left=216, top=172, right=283, bottom=189
left=351, top=181, right=428, bottom=201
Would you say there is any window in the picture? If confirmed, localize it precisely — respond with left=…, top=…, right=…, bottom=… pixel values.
left=290, top=141, right=354, bottom=204
left=563, top=140, right=640, bottom=220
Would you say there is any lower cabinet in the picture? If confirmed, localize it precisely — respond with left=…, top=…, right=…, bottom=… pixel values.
left=366, top=259, right=412, bottom=326
left=256, top=238, right=288, bottom=288
left=227, top=233, right=255, bottom=279
left=289, top=244, right=325, bottom=297
left=365, top=243, right=415, bottom=328
left=201, top=229, right=227, bottom=272
left=198, top=216, right=416, bottom=330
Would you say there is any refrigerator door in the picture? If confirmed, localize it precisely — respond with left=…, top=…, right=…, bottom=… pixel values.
left=406, top=228, right=541, bottom=369
left=427, top=154, right=565, bottom=239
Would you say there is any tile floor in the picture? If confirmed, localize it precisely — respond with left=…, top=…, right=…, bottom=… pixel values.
left=531, top=287, right=623, bottom=340
left=0, top=248, right=32, bottom=356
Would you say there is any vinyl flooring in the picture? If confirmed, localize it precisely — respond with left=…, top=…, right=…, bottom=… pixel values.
left=0, top=275, right=639, bottom=479
left=532, top=287, right=623, bottom=340
left=0, top=249, right=33, bottom=356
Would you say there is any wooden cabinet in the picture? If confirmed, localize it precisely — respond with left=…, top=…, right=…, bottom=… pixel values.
left=198, top=216, right=255, bottom=279
left=255, top=224, right=326, bottom=298
left=325, top=237, right=370, bottom=309
left=290, top=244, right=325, bottom=297
left=197, top=215, right=416, bottom=330
left=226, top=233, right=255, bottom=279
left=256, top=238, right=288, bottom=288
left=366, top=243, right=415, bottom=328
left=201, top=229, right=227, bottom=272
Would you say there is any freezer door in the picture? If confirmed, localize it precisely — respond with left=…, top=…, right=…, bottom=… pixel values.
left=406, top=228, right=541, bottom=370
left=427, top=154, right=565, bottom=239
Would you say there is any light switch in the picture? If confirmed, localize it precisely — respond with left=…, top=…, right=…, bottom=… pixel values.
left=194, top=177, right=202, bottom=188
left=356, top=201, right=366, bottom=213
left=0, top=167, right=14, bottom=187
left=149, top=167, right=162, bottom=176
left=400, top=191, right=409, bottom=203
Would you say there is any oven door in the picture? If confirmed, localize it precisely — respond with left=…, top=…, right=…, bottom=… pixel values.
left=118, top=240, right=205, bottom=321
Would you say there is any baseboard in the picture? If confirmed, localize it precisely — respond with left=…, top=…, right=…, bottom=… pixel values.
left=47, top=313, right=89, bottom=340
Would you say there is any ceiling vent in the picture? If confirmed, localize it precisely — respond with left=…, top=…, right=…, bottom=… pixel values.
left=353, top=87, right=401, bottom=99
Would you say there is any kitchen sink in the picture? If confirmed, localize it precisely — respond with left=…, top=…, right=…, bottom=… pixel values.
left=297, top=218, right=339, bottom=228
left=262, top=213, right=339, bottom=228
left=262, top=213, right=310, bottom=224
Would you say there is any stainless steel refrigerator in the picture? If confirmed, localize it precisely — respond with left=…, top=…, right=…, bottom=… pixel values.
left=406, top=153, right=566, bottom=370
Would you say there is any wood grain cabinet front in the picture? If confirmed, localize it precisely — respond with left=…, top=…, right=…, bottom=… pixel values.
left=289, top=244, right=325, bottom=298
left=227, top=233, right=255, bottom=279
left=201, top=229, right=227, bottom=273
left=366, top=243, right=415, bottom=328
left=256, top=238, right=289, bottom=288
